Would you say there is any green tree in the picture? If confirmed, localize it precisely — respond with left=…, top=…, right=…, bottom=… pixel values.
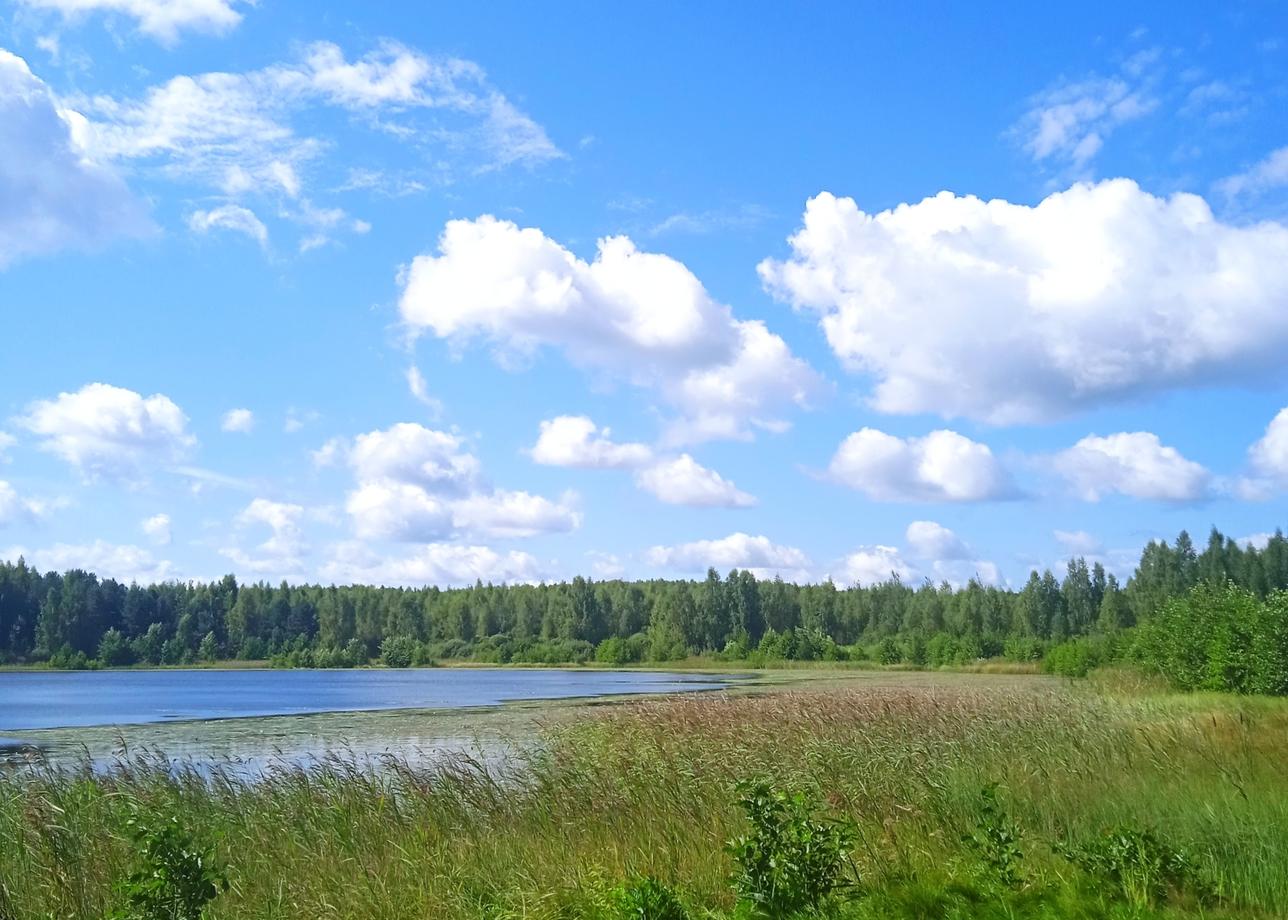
left=97, top=628, right=134, bottom=667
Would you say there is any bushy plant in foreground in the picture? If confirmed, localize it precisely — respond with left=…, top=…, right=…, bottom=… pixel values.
left=727, top=780, right=857, bottom=917
left=607, top=875, right=690, bottom=920
left=1057, top=826, right=1199, bottom=910
left=962, top=784, right=1024, bottom=888
left=110, top=809, right=226, bottom=920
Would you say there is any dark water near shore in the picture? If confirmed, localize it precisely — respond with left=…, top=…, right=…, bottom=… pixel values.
left=0, top=667, right=731, bottom=731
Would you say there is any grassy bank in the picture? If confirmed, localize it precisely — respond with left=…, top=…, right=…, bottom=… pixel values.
left=1, top=673, right=1285, bottom=918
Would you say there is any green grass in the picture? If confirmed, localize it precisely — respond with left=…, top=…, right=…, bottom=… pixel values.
left=1, top=672, right=1285, bottom=918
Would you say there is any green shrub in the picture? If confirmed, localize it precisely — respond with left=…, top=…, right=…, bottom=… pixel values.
left=1253, top=590, right=1288, bottom=694
left=726, top=781, right=857, bottom=917
left=1144, top=581, right=1288, bottom=694
left=380, top=635, right=417, bottom=669
left=757, top=628, right=796, bottom=661
left=425, top=638, right=474, bottom=661
left=1002, top=636, right=1047, bottom=662
left=607, top=875, right=689, bottom=920
left=97, top=628, right=135, bottom=667
left=1057, top=826, right=1198, bottom=909
left=597, top=636, right=644, bottom=665
left=509, top=638, right=594, bottom=664
left=1042, top=635, right=1114, bottom=678
left=876, top=636, right=901, bottom=665
left=110, top=810, right=226, bottom=920
left=962, top=784, right=1024, bottom=888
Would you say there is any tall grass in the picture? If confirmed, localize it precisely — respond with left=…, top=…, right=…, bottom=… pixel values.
left=1, top=678, right=1285, bottom=918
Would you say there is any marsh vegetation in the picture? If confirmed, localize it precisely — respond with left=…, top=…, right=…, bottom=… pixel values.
left=2, top=671, right=1285, bottom=919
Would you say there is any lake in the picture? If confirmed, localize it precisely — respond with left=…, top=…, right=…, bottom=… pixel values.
left=0, top=667, right=733, bottom=732
left=0, top=668, right=739, bottom=772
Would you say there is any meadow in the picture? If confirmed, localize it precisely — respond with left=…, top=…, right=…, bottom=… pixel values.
left=1, top=669, right=1285, bottom=919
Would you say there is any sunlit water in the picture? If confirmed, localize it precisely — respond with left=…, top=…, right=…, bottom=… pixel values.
left=0, top=667, right=736, bottom=774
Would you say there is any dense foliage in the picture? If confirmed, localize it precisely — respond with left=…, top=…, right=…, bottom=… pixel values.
left=2, top=527, right=1286, bottom=686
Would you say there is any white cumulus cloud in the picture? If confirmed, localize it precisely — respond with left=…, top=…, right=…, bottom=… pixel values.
left=0, top=481, right=48, bottom=527
left=221, top=408, right=255, bottom=433
left=900, top=521, right=1003, bottom=586
left=347, top=479, right=453, bottom=543
left=635, top=454, right=756, bottom=508
left=646, top=532, right=811, bottom=580
left=24, top=540, right=172, bottom=582
left=1054, top=529, right=1104, bottom=555
left=349, top=423, right=480, bottom=495
left=1239, top=532, right=1276, bottom=551
left=530, top=415, right=652, bottom=469
left=17, top=0, right=248, bottom=44
left=1239, top=407, right=1288, bottom=499
left=905, top=520, right=971, bottom=560
left=321, top=541, right=545, bottom=587
left=341, top=422, right=579, bottom=542
left=1053, top=432, right=1211, bottom=502
left=831, top=545, right=917, bottom=587
left=450, top=489, right=582, bottom=540
left=759, top=181, right=1288, bottom=424
left=141, top=512, right=171, bottom=546
left=220, top=498, right=308, bottom=575
left=0, top=49, right=150, bottom=269
left=19, top=382, right=195, bottom=481
left=399, top=216, right=819, bottom=443
left=828, top=429, right=1014, bottom=502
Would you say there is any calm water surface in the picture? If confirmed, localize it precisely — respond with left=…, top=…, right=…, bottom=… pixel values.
left=0, top=667, right=731, bottom=732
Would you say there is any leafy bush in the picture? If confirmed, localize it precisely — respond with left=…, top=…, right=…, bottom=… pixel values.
left=757, top=628, right=796, bottom=661
left=901, top=633, right=928, bottom=667
left=597, top=636, right=644, bottom=665
left=1042, top=635, right=1114, bottom=678
left=380, top=635, right=418, bottom=669
left=1002, top=636, right=1047, bottom=662
left=313, top=641, right=370, bottom=668
left=1145, top=581, right=1288, bottom=694
left=1253, top=590, right=1288, bottom=694
left=509, top=638, right=594, bottom=664
left=110, top=810, right=226, bottom=920
left=49, top=644, right=94, bottom=670
left=876, top=636, right=902, bottom=665
left=472, top=634, right=516, bottom=664
left=607, top=875, right=689, bottom=920
left=97, top=628, right=135, bottom=667
left=962, top=784, right=1023, bottom=888
left=425, top=639, right=475, bottom=661
left=927, top=633, right=982, bottom=668
left=726, top=781, right=857, bottom=917
left=1057, top=826, right=1199, bottom=909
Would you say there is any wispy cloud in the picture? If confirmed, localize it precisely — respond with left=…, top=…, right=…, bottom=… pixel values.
left=66, top=40, right=562, bottom=251
left=1011, top=44, right=1162, bottom=176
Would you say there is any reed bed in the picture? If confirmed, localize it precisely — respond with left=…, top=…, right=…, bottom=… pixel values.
left=1, top=678, right=1285, bottom=918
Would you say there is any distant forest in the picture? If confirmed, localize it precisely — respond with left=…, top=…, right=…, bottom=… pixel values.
left=2, top=527, right=1287, bottom=692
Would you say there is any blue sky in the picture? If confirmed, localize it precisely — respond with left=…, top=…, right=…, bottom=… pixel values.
left=1, top=0, right=1287, bottom=587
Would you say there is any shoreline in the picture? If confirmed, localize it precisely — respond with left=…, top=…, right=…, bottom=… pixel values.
left=0, top=669, right=1056, bottom=773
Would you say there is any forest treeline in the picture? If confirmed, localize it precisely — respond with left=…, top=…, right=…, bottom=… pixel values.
left=1, top=526, right=1286, bottom=691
